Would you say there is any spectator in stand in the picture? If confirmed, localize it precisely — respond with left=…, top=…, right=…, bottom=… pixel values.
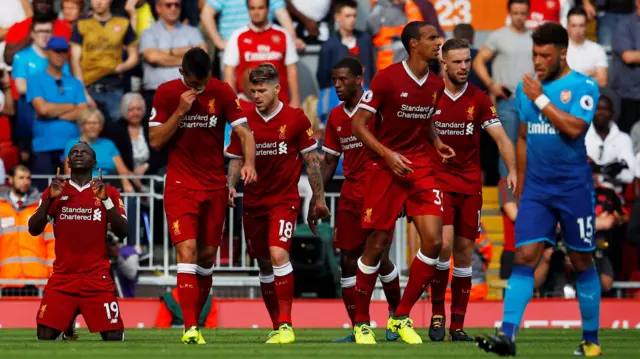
left=63, top=108, right=134, bottom=193
left=0, top=0, right=30, bottom=68
left=0, top=67, right=15, bottom=117
left=612, top=0, right=640, bottom=133
left=586, top=95, right=636, bottom=195
left=4, top=0, right=71, bottom=66
left=285, top=0, right=332, bottom=44
left=200, top=0, right=304, bottom=52
left=27, top=37, right=86, bottom=190
left=473, top=0, right=532, bottom=179
left=12, top=13, right=72, bottom=163
left=526, top=0, right=561, bottom=30
left=566, top=6, right=608, bottom=88
left=0, top=165, right=55, bottom=297
left=316, top=0, right=374, bottom=90
left=583, top=0, right=636, bottom=48
left=367, top=0, right=424, bottom=71
left=498, top=177, right=518, bottom=281
left=223, top=0, right=300, bottom=107
left=452, top=23, right=488, bottom=92
left=70, top=0, right=139, bottom=123
left=139, top=0, right=206, bottom=118
left=61, top=0, right=84, bottom=32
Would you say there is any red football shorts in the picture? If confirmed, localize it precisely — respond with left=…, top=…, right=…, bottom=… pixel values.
left=443, top=192, right=482, bottom=240
left=362, top=165, right=442, bottom=231
left=335, top=197, right=366, bottom=251
left=164, top=184, right=227, bottom=246
left=37, top=276, right=123, bottom=333
left=243, top=205, right=299, bottom=259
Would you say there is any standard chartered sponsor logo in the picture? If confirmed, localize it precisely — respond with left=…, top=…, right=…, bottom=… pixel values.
left=528, top=114, right=557, bottom=135
left=179, top=114, right=218, bottom=128
left=59, top=207, right=102, bottom=221
left=397, top=104, right=435, bottom=119
left=465, top=123, right=474, bottom=135
left=434, top=121, right=468, bottom=135
left=340, top=135, right=363, bottom=151
left=256, top=142, right=288, bottom=156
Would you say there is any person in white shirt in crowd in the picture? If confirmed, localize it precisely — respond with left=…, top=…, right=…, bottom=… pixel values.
left=0, top=0, right=30, bottom=67
left=586, top=95, right=636, bottom=194
left=566, top=6, right=608, bottom=88
left=285, top=0, right=332, bottom=44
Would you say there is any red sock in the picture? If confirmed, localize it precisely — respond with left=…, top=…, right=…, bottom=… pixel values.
left=395, top=252, right=437, bottom=317
left=341, top=276, right=357, bottom=326
left=195, top=271, right=213, bottom=322
left=450, top=267, right=472, bottom=331
left=354, top=258, right=379, bottom=324
left=259, top=274, right=280, bottom=330
left=380, top=266, right=401, bottom=313
left=273, top=262, right=294, bottom=325
left=430, top=261, right=451, bottom=317
left=177, top=264, right=199, bottom=329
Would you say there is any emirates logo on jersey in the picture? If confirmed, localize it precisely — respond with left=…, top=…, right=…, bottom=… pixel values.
left=244, top=45, right=283, bottom=62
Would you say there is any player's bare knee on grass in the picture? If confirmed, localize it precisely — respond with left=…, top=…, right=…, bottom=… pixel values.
left=513, top=242, right=545, bottom=267
left=269, top=246, right=290, bottom=267
left=100, top=330, right=124, bottom=341
left=37, top=325, right=61, bottom=340
left=568, top=251, right=595, bottom=273
left=257, top=257, right=274, bottom=275
left=452, top=236, right=474, bottom=267
left=176, top=240, right=198, bottom=264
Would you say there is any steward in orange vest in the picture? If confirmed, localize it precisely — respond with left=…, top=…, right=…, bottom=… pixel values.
left=0, top=165, right=55, bottom=288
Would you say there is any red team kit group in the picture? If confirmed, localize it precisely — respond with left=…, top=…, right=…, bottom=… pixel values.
left=29, top=21, right=514, bottom=345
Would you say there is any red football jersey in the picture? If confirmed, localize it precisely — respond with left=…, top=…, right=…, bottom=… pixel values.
left=527, top=0, right=561, bottom=30
left=41, top=182, right=126, bottom=277
left=226, top=102, right=317, bottom=209
left=431, top=83, right=501, bottom=195
left=149, top=78, right=247, bottom=190
left=5, top=18, right=72, bottom=43
left=223, top=23, right=299, bottom=103
left=322, top=103, right=370, bottom=203
left=357, top=61, right=444, bottom=169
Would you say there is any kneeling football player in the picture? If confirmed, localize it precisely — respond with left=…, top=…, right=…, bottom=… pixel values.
left=29, top=142, right=128, bottom=341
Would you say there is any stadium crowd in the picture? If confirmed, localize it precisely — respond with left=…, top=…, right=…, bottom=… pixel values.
left=0, top=0, right=639, bottom=302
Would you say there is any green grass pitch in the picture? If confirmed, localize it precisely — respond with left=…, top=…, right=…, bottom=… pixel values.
left=1, top=328, right=638, bottom=358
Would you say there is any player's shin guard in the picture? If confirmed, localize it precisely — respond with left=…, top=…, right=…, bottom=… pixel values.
left=177, top=263, right=199, bottom=329
left=450, top=266, right=472, bottom=331
left=341, top=276, right=357, bottom=326
left=195, top=265, right=214, bottom=321
left=431, top=260, right=451, bottom=317
left=354, top=258, right=380, bottom=324
left=500, top=265, right=535, bottom=341
left=379, top=264, right=401, bottom=313
left=394, top=251, right=437, bottom=317
left=259, top=272, right=280, bottom=330
left=273, top=262, right=294, bottom=325
left=576, top=265, right=601, bottom=345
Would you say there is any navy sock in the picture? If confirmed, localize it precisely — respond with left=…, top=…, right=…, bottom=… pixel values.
left=577, top=265, right=600, bottom=345
left=500, top=265, right=535, bottom=341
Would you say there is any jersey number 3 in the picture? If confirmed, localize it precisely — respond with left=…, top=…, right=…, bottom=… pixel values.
left=576, top=216, right=593, bottom=245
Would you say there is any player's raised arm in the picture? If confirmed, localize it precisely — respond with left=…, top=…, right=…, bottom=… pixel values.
left=29, top=168, right=65, bottom=236
left=149, top=89, right=196, bottom=150
left=522, top=74, right=594, bottom=140
left=92, top=169, right=129, bottom=240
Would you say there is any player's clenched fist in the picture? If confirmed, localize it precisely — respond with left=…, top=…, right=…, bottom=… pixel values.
left=436, top=142, right=456, bottom=163
left=91, top=169, right=108, bottom=200
left=240, top=164, right=257, bottom=185
left=177, top=90, right=197, bottom=115
left=49, top=167, right=66, bottom=198
left=384, top=150, right=413, bottom=177
left=522, top=73, right=543, bottom=101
